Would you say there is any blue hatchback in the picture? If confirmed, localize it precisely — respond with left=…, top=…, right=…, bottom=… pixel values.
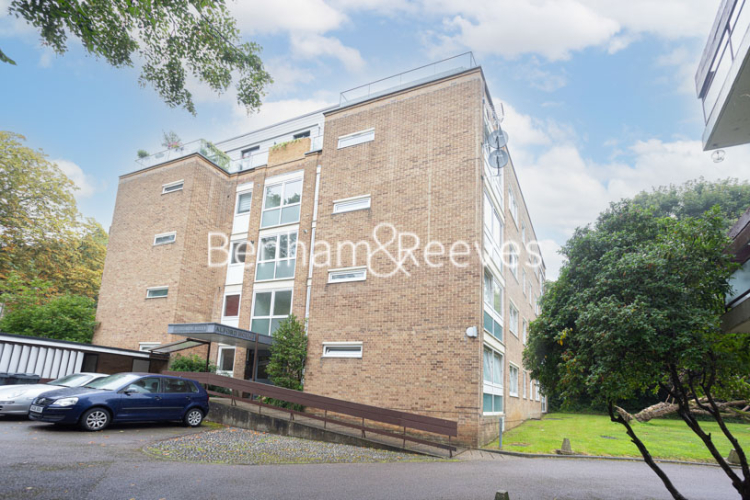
left=28, top=373, right=210, bottom=431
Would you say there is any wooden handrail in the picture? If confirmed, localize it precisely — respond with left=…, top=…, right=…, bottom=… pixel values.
left=165, top=371, right=458, bottom=453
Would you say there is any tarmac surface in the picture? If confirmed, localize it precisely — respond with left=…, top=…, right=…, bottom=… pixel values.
left=0, top=418, right=739, bottom=500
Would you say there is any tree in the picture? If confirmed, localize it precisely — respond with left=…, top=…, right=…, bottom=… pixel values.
left=266, top=315, right=307, bottom=409
left=0, top=274, right=97, bottom=343
left=3, top=1, right=272, bottom=115
left=161, top=130, right=182, bottom=150
left=525, top=202, right=750, bottom=500
left=0, top=132, right=107, bottom=300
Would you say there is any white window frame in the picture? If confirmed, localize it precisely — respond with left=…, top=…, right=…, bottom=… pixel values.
left=162, top=180, right=184, bottom=194
left=483, top=192, right=504, bottom=269
left=508, top=243, right=519, bottom=280
left=261, top=177, right=303, bottom=228
left=146, top=286, right=168, bottom=299
left=483, top=345, right=504, bottom=415
left=322, top=342, right=363, bottom=358
left=216, top=344, right=236, bottom=376
left=333, top=194, right=371, bottom=214
left=536, top=381, right=541, bottom=402
left=221, top=292, right=242, bottom=319
left=139, top=342, right=161, bottom=352
left=523, top=371, right=527, bottom=399
left=328, top=266, right=367, bottom=283
left=509, top=363, right=519, bottom=398
left=508, top=301, right=519, bottom=337
left=522, top=270, right=527, bottom=296
left=508, top=187, right=519, bottom=225
left=337, top=128, right=375, bottom=149
left=523, top=319, right=528, bottom=345
left=153, top=231, right=176, bottom=246
left=229, top=240, right=248, bottom=266
left=255, top=231, right=297, bottom=282
left=250, top=288, right=293, bottom=336
left=236, top=190, right=253, bottom=215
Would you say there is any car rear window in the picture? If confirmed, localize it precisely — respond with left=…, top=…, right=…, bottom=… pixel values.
left=164, top=378, right=199, bottom=394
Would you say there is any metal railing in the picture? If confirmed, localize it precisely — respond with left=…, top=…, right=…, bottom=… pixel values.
left=136, top=139, right=231, bottom=171
left=340, top=52, right=478, bottom=105
left=166, top=371, right=458, bottom=455
left=696, top=0, right=750, bottom=121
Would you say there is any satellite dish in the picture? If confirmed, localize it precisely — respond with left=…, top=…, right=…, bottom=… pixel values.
left=488, top=129, right=509, bottom=150
left=712, top=150, right=726, bottom=163
left=488, top=149, right=509, bottom=171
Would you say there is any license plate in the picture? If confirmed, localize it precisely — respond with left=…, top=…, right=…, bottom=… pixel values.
left=30, top=405, right=43, bottom=413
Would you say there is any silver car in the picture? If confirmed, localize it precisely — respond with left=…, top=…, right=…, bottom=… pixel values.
left=0, top=373, right=108, bottom=417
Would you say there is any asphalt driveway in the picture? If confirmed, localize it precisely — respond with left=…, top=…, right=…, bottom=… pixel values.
left=0, top=418, right=739, bottom=500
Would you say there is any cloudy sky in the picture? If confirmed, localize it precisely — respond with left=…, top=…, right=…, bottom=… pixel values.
left=1, top=0, right=748, bottom=279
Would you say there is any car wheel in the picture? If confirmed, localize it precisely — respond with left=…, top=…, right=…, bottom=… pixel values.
left=79, top=408, right=110, bottom=432
left=184, top=408, right=203, bottom=427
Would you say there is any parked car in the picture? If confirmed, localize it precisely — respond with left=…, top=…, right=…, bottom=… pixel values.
left=0, top=372, right=108, bottom=417
left=28, top=372, right=209, bottom=431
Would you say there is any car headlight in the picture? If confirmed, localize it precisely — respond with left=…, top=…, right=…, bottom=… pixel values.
left=51, top=397, right=78, bottom=407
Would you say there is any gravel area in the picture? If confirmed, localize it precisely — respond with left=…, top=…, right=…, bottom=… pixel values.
left=145, top=427, right=440, bottom=465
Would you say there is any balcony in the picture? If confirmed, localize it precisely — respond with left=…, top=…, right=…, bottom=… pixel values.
left=339, top=52, right=478, bottom=106
left=696, top=0, right=750, bottom=150
left=136, top=139, right=231, bottom=171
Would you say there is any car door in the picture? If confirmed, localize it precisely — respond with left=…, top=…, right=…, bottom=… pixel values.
left=117, top=377, right=163, bottom=421
left=160, top=378, right=198, bottom=420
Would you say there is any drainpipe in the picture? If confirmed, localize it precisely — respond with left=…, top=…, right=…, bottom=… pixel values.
left=305, top=165, right=322, bottom=320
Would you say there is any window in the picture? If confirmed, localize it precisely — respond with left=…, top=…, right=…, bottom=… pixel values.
left=337, top=128, right=374, bottom=149
left=153, top=232, right=176, bottom=246
left=322, top=342, right=363, bottom=358
left=483, top=347, right=504, bottom=414
left=164, top=378, right=199, bottom=393
left=261, top=178, right=302, bottom=228
left=146, top=287, right=168, bottom=299
left=162, top=180, right=184, bottom=194
left=230, top=241, right=247, bottom=265
left=241, top=146, right=259, bottom=158
left=328, top=267, right=367, bottom=283
left=222, top=294, right=240, bottom=318
left=523, top=320, right=528, bottom=345
left=124, top=377, right=161, bottom=394
left=508, top=243, right=519, bottom=279
left=508, top=188, right=519, bottom=224
left=536, top=381, right=541, bottom=402
left=521, top=222, right=527, bottom=244
left=293, top=130, right=310, bottom=139
left=236, top=191, right=253, bottom=214
left=216, top=345, right=236, bottom=376
left=523, top=371, right=527, bottom=399
left=530, top=377, right=534, bottom=400
left=483, top=270, right=503, bottom=342
left=139, top=342, right=161, bottom=352
left=509, top=364, right=519, bottom=397
left=251, top=289, right=292, bottom=336
left=509, top=302, right=519, bottom=337
left=522, top=270, right=527, bottom=296
left=256, top=232, right=297, bottom=281
left=483, top=192, right=504, bottom=267
left=333, top=195, right=371, bottom=214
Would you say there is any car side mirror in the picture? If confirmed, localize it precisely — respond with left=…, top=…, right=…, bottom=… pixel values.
left=123, top=389, right=136, bottom=395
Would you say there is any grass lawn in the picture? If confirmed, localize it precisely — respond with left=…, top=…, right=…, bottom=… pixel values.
left=484, top=412, right=750, bottom=463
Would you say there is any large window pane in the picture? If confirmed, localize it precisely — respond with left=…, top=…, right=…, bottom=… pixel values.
left=251, top=318, right=270, bottom=334
left=273, top=290, right=292, bottom=315
left=256, top=262, right=275, bottom=280
left=237, top=192, right=252, bottom=214
left=265, top=184, right=282, bottom=208
left=261, top=209, right=280, bottom=227
left=483, top=393, right=493, bottom=413
left=254, top=292, right=272, bottom=317
left=260, top=237, right=276, bottom=260
left=493, top=353, right=503, bottom=385
left=284, top=179, right=302, bottom=205
left=483, top=348, right=492, bottom=382
left=223, top=294, right=240, bottom=317
left=275, top=259, right=295, bottom=278
left=280, top=205, right=300, bottom=224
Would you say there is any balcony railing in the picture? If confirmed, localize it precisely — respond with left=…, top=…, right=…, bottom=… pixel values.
left=136, top=139, right=231, bottom=171
left=696, top=0, right=750, bottom=121
left=339, top=52, right=478, bottom=105
left=228, top=150, right=269, bottom=173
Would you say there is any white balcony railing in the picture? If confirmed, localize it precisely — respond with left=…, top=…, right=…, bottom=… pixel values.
left=136, top=139, right=231, bottom=171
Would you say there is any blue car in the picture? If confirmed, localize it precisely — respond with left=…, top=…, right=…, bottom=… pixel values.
left=28, top=373, right=210, bottom=431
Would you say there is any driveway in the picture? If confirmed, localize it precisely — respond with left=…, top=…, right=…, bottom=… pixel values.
left=0, top=418, right=739, bottom=500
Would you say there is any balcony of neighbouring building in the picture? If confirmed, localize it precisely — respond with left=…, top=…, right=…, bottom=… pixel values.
left=722, top=207, right=750, bottom=332
left=136, top=139, right=233, bottom=171
left=696, top=0, right=750, bottom=150
left=338, top=52, right=478, bottom=107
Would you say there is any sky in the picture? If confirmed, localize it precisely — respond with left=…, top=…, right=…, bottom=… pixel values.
left=2, top=0, right=749, bottom=280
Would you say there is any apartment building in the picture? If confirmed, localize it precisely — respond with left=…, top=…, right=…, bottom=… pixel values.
left=697, top=0, right=750, bottom=150
left=94, top=53, right=546, bottom=446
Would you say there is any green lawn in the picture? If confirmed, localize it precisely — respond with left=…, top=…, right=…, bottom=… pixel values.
left=484, top=412, right=750, bottom=463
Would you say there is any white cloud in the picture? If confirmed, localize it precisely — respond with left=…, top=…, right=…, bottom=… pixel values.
left=536, top=239, right=566, bottom=281
left=264, top=60, right=316, bottom=95
left=420, top=0, right=722, bottom=62
left=290, top=33, right=365, bottom=72
left=230, top=97, right=335, bottom=132
left=54, top=159, right=100, bottom=199
left=230, top=0, right=347, bottom=35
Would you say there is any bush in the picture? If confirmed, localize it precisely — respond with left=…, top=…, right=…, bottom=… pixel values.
left=0, top=294, right=96, bottom=343
left=266, top=314, right=307, bottom=410
left=169, top=353, right=216, bottom=373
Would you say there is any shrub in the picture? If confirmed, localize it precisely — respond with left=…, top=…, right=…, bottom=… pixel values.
left=0, top=293, right=96, bottom=343
left=266, top=314, right=307, bottom=410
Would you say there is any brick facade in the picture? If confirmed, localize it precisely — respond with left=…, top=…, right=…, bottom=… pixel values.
left=94, top=66, right=545, bottom=447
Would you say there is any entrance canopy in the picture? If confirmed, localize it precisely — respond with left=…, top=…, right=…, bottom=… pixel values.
left=165, top=323, right=274, bottom=351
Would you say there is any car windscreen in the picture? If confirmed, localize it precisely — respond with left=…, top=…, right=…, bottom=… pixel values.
left=83, top=373, right=141, bottom=390
left=48, top=373, right=92, bottom=387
